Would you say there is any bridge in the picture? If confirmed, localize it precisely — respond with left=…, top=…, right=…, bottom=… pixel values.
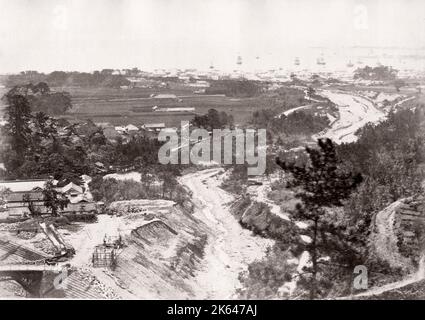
left=0, top=237, right=71, bottom=297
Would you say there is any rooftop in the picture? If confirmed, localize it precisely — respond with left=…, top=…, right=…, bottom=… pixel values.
left=125, top=124, right=139, bottom=131
left=0, top=179, right=49, bottom=192
left=5, top=191, right=44, bottom=202
left=59, top=182, right=83, bottom=194
left=143, top=123, right=165, bottom=128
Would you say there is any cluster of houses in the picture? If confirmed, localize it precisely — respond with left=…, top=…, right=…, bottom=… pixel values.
left=102, top=122, right=167, bottom=141
left=108, top=67, right=215, bottom=89
left=55, top=119, right=169, bottom=144
left=0, top=177, right=102, bottom=219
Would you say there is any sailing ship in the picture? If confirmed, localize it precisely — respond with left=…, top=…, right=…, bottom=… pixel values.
left=316, top=55, right=326, bottom=65
left=236, top=55, right=242, bottom=66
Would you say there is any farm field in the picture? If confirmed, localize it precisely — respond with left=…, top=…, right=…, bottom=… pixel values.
left=58, top=87, right=268, bottom=127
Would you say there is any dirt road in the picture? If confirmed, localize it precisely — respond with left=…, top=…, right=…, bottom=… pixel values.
left=67, top=215, right=123, bottom=267
left=344, top=201, right=421, bottom=299
left=180, top=168, right=273, bottom=299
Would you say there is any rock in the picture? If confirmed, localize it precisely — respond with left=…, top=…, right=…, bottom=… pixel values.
left=16, top=231, right=36, bottom=240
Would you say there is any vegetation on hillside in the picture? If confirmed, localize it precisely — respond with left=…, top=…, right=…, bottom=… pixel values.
left=238, top=104, right=425, bottom=299
left=276, top=139, right=363, bottom=299
left=237, top=245, right=295, bottom=299
left=338, top=108, right=425, bottom=244
left=89, top=172, right=189, bottom=206
left=250, top=87, right=334, bottom=146
left=190, top=108, right=234, bottom=131
left=0, top=83, right=182, bottom=190
left=3, top=82, right=71, bottom=116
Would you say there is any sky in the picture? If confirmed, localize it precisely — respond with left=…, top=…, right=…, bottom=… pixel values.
left=1, top=0, right=425, bottom=73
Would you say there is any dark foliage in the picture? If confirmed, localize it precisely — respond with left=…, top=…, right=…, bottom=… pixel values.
left=353, top=65, right=398, bottom=81
left=205, top=79, right=263, bottom=97
left=190, top=108, right=233, bottom=131
left=276, top=138, right=363, bottom=299
left=7, top=71, right=131, bottom=89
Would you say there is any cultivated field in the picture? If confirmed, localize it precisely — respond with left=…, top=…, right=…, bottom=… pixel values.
left=57, top=87, right=268, bottom=127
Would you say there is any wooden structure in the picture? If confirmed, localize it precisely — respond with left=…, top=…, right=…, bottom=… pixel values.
left=92, top=245, right=117, bottom=269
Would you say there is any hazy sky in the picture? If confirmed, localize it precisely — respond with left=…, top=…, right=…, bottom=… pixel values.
left=1, top=0, right=425, bottom=73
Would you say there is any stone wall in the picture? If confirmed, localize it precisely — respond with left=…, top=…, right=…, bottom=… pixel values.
left=394, top=197, right=425, bottom=264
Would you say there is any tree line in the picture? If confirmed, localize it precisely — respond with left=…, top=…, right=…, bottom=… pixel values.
left=6, top=70, right=131, bottom=89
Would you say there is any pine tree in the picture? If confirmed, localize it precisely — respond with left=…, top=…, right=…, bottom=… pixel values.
left=276, top=138, right=363, bottom=299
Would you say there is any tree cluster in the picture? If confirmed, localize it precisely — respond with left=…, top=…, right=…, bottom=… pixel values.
left=276, top=139, right=363, bottom=299
left=205, top=80, right=264, bottom=97
left=190, top=108, right=234, bottom=131
left=0, top=84, right=173, bottom=186
left=7, top=71, right=131, bottom=89
left=354, top=65, right=398, bottom=81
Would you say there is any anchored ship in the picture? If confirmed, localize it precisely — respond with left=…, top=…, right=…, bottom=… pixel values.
left=316, top=55, right=326, bottom=65
left=236, top=55, right=242, bottom=66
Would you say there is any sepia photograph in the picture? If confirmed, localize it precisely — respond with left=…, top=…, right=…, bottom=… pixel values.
left=1, top=0, right=425, bottom=308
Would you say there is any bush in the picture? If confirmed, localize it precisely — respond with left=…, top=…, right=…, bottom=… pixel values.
left=237, top=245, right=295, bottom=299
left=90, top=177, right=150, bottom=204
left=62, top=212, right=98, bottom=223
left=354, top=65, right=398, bottom=81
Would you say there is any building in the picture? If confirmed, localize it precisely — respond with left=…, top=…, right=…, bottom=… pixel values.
left=115, top=124, right=139, bottom=135
left=2, top=191, right=44, bottom=218
left=0, top=179, right=49, bottom=218
left=124, top=124, right=139, bottom=132
left=94, top=162, right=107, bottom=173
left=115, top=126, right=126, bottom=134
left=141, top=123, right=166, bottom=132
left=59, top=182, right=83, bottom=198
left=0, top=179, right=99, bottom=218
left=187, top=80, right=210, bottom=88
left=0, top=179, right=50, bottom=192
